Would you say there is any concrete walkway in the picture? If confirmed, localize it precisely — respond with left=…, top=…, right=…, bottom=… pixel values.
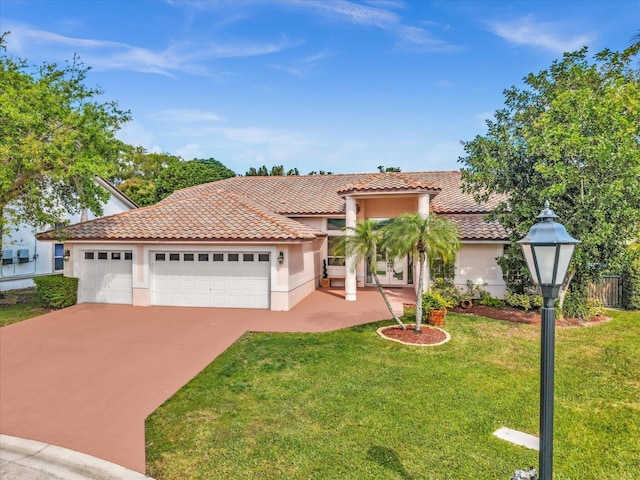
left=0, top=287, right=414, bottom=476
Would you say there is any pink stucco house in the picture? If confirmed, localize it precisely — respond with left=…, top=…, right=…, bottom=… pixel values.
left=38, top=171, right=508, bottom=311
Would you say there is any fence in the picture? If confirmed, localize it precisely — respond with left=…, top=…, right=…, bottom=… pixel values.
left=589, top=275, right=622, bottom=307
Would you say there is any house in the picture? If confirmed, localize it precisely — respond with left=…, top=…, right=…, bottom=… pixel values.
left=1, top=177, right=137, bottom=292
left=36, top=171, right=508, bottom=310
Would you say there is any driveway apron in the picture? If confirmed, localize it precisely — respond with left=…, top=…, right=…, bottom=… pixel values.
left=0, top=288, right=414, bottom=473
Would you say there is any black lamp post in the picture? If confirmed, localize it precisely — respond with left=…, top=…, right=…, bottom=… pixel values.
left=517, top=201, right=579, bottom=479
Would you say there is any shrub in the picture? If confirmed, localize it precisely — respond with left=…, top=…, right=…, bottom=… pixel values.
left=622, top=252, right=640, bottom=310
left=431, top=280, right=462, bottom=306
left=33, top=275, right=79, bottom=309
left=503, top=292, right=542, bottom=311
left=562, top=290, right=590, bottom=319
left=422, top=292, right=453, bottom=313
left=479, top=296, right=503, bottom=307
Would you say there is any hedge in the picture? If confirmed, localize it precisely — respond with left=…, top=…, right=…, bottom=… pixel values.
left=33, top=275, right=79, bottom=309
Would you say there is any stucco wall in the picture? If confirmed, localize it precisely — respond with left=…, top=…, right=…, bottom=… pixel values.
left=359, top=197, right=417, bottom=220
left=454, top=243, right=506, bottom=298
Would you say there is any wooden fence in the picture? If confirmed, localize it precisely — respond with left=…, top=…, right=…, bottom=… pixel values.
left=589, top=275, right=622, bottom=307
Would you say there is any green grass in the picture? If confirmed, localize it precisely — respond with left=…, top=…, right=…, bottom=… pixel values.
left=0, top=289, right=50, bottom=327
left=146, top=310, right=640, bottom=479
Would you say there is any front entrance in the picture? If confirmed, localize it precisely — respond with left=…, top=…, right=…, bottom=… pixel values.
left=367, top=252, right=408, bottom=286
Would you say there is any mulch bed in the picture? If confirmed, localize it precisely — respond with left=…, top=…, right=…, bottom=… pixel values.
left=383, top=303, right=612, bottom=346
left=377, top=324, right=449, bottom=346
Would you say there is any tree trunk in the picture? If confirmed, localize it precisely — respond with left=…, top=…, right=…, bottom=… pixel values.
left=372, top=271, right=406, bottom=330
left=414, top=251, right=426, bottom=333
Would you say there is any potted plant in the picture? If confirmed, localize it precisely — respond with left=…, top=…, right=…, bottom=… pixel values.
left=321, top=260, right=330, bottom=288
left=422, top=292, right=453, bottom=326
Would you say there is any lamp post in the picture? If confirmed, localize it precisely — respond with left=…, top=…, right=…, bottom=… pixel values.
left=517, top=201, right=579, bottom=480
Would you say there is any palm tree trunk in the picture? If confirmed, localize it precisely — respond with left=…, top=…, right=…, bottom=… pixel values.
left=372, top=271, right=406, bottom=330
left=414, top=252, right=426, bottom=333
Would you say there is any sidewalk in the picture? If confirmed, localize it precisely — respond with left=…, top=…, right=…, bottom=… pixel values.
left=0, top=435, right=153, bottom=480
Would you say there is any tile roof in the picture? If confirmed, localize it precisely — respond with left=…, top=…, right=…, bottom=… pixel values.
left=443, top=214, right=508, bottom=240
left=164, top=171, right=503, bottom=215
left=38, top=191, right=326, bottom=242
left=39, top=171, right=508, bottom=242
left=336, top=173, right=440, bottom=195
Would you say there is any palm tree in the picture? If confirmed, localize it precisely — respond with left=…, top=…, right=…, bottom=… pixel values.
left=334, top=219, right=406, bottom=329
left=383, top=212, right=460, bottom=332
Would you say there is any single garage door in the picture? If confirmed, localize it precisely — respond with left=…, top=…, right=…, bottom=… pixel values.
left=79, top=251, right=133, bottom=304
left=151, top=252, right=271, bottom=309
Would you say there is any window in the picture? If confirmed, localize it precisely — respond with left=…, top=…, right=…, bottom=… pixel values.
left=54, top=244, right=64, bottom=271
left=169, top=253, right=180, bottom=261
left=327, top=218, right=346, bottom=231
left=258, top=253, right=270, bottom=262
left=243, top=254, right=254, bottom=262
left=124, top=252, right=133, bottom=260
left=155, top=253, right=166, bottom=261
left=198, top=253, right=209, bottom=262
left=84, top=252, right=95, bottom=260
left=98, top=252, right=108, bottom=260
left=228, top=254, right=239, bottom=262
left=111, top=252, right=121, bottom=260
left=184, top=253, right=194, bottom=261
left=327, top=237, right=345, bottom=266
left=213, top=253, right=224, bottom=262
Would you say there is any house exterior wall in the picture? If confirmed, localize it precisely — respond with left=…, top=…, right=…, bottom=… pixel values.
left=1, top=190, right=133, bottom=292
left=454, top=242, right=507, bottom=298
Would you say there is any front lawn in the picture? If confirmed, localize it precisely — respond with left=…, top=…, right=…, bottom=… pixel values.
left=146, top=310, right=640, bottom=479
left=0, top=289, right=50, bottom=327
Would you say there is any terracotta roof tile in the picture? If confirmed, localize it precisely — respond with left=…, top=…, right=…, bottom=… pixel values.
left=40, top=171, right=507, bottom=242
left=38, top=191, right=326, bottom=242
left=443, top=214, right=508, bottom=240
left=336, top=173, right=440, bottom=195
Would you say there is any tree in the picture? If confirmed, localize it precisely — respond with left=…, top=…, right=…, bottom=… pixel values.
left=307, top=170, right=333, bottom=175
left=155, top=158, right=235, bottom=200
left=334, top=219, right=406, bottom=329
left=377, top=165, right=401, bottom=172
left=112, top=147, right=181, bottom=206
left=0, top=33, right=131, bottom=234
left=244, top=165, right=299, bottom=176
left=384, top=213, right=460, bottom=332
left=460, top=43, right=640, bottom=309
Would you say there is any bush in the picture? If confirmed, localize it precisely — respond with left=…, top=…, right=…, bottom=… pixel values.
left=622, top=252, right=640, bottom=310
left=479, top=296, right=503, bottom=307
left=422, top=292, right=453, bottom=313
left=503, top=292, right=542, bottom=311
left=33, top=275, right=79, bottom=309
left=431, top=280, right=462, bottom=306
left=562, top=290, right=590, bottom=319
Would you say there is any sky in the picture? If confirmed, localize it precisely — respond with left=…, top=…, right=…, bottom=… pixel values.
left=2, top=0, right=638, bottom=175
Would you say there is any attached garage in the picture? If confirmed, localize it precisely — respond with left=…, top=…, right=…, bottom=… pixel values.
left=151, top=251, right=271, bottom=309
left=79, top=251, right=133, bottom=304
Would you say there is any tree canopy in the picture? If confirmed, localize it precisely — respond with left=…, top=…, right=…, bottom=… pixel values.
left=245, top=165, right=299, bottom=176
left=459, top=42, right=640, bottom=301
left=0, top=33, right=130, bottom=233
left=154, top=158, right=236, bottom=201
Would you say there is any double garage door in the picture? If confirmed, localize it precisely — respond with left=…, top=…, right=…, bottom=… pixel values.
left=79, top=250, right=133, bottom=304
left=151, top=251, right=271, bottom=309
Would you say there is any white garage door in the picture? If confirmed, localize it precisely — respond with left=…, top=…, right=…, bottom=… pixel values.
left=151, top=252, right=271, bottom=309
left=79, top=251, right=133, bottom=304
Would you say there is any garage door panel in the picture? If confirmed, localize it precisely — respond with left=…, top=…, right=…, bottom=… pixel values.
left=151, top=251, right=270, bottom=309
left=79, top=251, right=133, bottom=305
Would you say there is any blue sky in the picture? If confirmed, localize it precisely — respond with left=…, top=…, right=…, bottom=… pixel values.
left=2, top=0, right=638, bottom=175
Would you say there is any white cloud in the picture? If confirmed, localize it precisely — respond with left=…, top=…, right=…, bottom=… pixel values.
left=155, top=109, right=226, bottom=123
left=486, top=15, right=593, bottom=54
left=421, top=141, right=465, bottom=171
left=176, top=143, right=205, bottom=160
left=117, top=120, right=158, bottom=150
left=2, top=21, right=300, bottom=76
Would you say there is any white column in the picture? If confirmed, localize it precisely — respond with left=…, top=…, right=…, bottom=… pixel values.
left=418, top=193, right=430, bottom=291
left=345, top=195, right=357, bottom=301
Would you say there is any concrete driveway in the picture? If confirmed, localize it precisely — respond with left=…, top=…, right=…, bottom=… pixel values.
left=0, top=287, right=414, bottom=474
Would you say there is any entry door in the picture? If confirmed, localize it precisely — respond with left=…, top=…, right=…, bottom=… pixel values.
left=369, top=252, right=407, bottom=286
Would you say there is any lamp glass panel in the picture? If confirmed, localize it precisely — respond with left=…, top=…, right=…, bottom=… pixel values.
left=554, top=244, right=575, bottom=286
left=521, top=244, right=539, bottom=285
left=532, top=245, right=558, bottom=285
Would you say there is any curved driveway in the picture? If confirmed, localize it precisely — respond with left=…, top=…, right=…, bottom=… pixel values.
left=0, top=288, right=413, bottom=474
